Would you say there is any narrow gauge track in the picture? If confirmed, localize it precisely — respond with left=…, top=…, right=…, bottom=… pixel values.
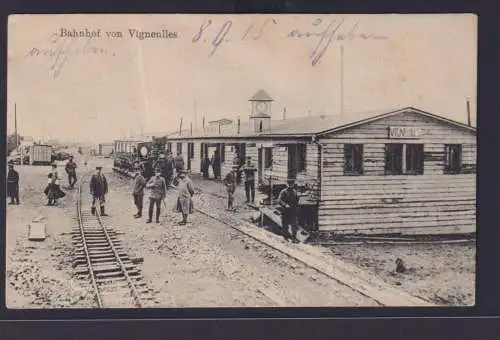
left=72, top=172, right=154, bottom=308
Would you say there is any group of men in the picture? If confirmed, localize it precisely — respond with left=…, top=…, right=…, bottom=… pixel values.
left=222, top=156, right=301, bottom=242
left=7, top=150, right=301, bottom=243
left=132, top=154, right=194, bottom=225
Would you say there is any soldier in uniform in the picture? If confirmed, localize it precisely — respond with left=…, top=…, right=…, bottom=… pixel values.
left=223, top=164, right=239, bottom=210
left=164, top=151, right=175, bottom=186
left=7, top=162, right=20, bottom=205
left=65, top=155, right=78, bottom=188
left=277, top=179, right=300, bottom=243
left=176, top=170, right=195, bottom=225
left=145, top=169, right=167, bottom=223
left=132, top=164, right=146, bottom=218
left=89, top=165, right=108, bottom=216
left=242, top=156, right=257, bottom=203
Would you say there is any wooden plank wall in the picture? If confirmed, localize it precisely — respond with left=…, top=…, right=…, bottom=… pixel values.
left=318, top=110, right=477, bottom=235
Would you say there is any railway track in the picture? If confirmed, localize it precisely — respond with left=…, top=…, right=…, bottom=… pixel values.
left=72, top=172, right=155, bottom=308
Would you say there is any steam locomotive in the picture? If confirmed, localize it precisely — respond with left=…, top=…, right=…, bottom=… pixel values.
left=112, top=136, right=168, bottom=179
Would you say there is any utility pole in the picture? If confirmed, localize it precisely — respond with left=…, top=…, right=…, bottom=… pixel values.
left=14, top=102, right=19, bottom=148
left=466, top=97, right=472, bottom=126
left=340, top=44, right=345, bottom=117
left=283, top=106, right=286, bottom=120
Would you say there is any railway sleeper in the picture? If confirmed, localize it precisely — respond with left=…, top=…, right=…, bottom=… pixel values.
left=77, top=250, right=128, bottom=258
left=95, top=270, right=139, bottom=280
left=76, top=265, right=138, bottom=277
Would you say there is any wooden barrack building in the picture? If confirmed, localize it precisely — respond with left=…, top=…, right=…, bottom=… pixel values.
left=167, top=90, right=477, bottom=235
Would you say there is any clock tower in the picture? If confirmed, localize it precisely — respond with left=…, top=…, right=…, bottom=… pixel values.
left=249, top=89, right=273, bottom=132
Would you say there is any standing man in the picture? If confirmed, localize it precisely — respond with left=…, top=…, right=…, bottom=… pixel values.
left=132, top=164, right=146, bottom=218
left=242, top=156, right=257, bottom=204
left=164, top=151, right=175, bottom=186
left=65, top=155, right=77, bottom=188
left=277, top=179, right=300, bottom=243
left=176, top=170, right=195, bottom=225
left=211, top=150, right=221, bottom=180
left=174, top=152, right=185, bottom=175
left=201, top=155, right=210, bottom=180
left=89, top=165, right=108, bottom=216
left=7, top=162, right=20, bottom=205
left=145, top=169, right=167, bottom=224
left=223, top=165, right=239, bottom=210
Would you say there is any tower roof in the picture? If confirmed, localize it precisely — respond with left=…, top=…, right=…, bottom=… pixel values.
left=249, top=89, right=273, bottom=102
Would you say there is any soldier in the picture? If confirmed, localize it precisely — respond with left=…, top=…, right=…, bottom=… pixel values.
left=65, top=155, right=78, bottom=188
left=163, top=151, right=175, bottom=186
left=89, top=165, right=108, bottom=216
left=132, top=164, right=146, bottom=218
left=7, top=162, right=20, bottom=205
left=277, top=179, right=300, bottom=243
left=145, top=169, right=167, bottom=223
left=242, top=156, right=257, bottom=203
left=211, top=150, right=221, bottom=180
left=201, top=155, right=210, bottom=180
left=223, top=164, right=239, bottom=210
left=174, top=152, right=185, bottom=175
left=176, top=170, right=195, bottom=225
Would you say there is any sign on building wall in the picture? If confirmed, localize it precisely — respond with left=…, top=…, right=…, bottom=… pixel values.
left=388, top=126, right=423, bottom=138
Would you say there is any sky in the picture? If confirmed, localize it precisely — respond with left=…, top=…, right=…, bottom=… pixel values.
left=7, top=14, right=477, bottom=143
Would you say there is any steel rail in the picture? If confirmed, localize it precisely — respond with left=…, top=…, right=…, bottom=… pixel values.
left=76, top=172, right=103, bottom=308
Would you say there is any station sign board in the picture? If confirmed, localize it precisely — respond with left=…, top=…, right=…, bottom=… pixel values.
left=388, top=126, right=423, bottom=139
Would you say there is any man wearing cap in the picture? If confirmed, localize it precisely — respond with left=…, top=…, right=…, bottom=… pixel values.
left=65, top=155, right=78, bottom=188
left=163, top=151, right=175, bottom=186
left=176, top=169, right=195, bottom=225
left=7, top=162, right=20, bottom=205
left=277, top=179, right=300, bottom=243
left=242, top=156, right=257, bottom=203
left=132, top=165, right=146, bottom=218
left=89, top=166, right=108, bottom=216
left=223, top=165, right=239, bottom=210
left=145, top=169, right=167, bottom=223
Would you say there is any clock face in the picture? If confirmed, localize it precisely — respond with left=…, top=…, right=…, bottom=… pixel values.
left=140, top=146, right=149, bottom=157
left=256, top=101, right=268, bottom=113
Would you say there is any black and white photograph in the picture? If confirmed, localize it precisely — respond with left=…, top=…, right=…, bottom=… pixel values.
left=6, top=14, right=476, bottom=308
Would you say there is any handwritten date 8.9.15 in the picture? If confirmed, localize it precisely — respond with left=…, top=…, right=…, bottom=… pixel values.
left=191, top=18, right=278, bottom=58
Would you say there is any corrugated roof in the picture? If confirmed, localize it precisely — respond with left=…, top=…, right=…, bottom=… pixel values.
left=166, top=106, right=476, bottom=140
left=249, top=89, right=273, bottom=102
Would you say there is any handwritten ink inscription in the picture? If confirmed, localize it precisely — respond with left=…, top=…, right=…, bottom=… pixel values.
left=191, top=17, right=388, bottom=64
left=24, top=33, right=115, bottom=80
left=192, top=18, right=278, bottom=57
left=286, top=18, right=389, bottom=66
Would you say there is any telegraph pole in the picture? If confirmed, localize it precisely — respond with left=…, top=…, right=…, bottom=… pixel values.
left=14, top=102, right=19, bottom=147
left=340, top=44, right=344, bottom=116
left=466, top=97, right=472, bottom=126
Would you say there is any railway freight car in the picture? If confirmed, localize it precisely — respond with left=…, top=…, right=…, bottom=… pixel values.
left=167, top=89, right=477, bottom=236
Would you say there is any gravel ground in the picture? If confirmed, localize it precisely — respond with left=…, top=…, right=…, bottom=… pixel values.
left=107, top=173, right=377, bottom=307
left=6, top=155, right=97, bottom=308
left=322, top=242, right=475, bottom=306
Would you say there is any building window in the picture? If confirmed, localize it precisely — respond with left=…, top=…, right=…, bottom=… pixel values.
left=264, top=147, right=273, bottom=169
left=167, top=142, right=172, bottom=153
left=385, top=143, right=424, bottom=175
left=344, top=144, right=363, bottom=175
left=188, top=143, right=194, bottom=159
left=177, top=143, right=182, bottom=154
left=444, top=144, right=462, bottom=174
left=259, top=121, right=263, bottom=132
left=220, top=143, right=226, bottom=163
left=297, top=144, right=307, bottom=172
left=405, top=144, right=424, bottom=175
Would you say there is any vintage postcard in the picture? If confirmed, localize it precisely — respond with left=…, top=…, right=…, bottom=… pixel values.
left=6, top=14, right=476, bottom=308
